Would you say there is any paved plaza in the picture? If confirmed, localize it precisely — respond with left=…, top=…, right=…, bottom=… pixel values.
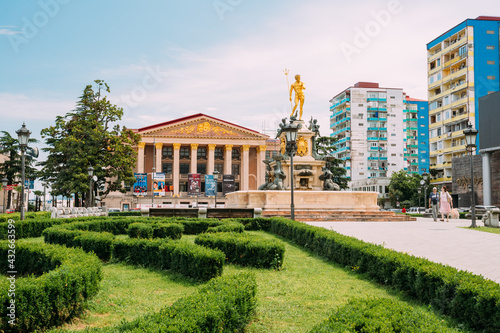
left=307, top=217, right=500, bottom=284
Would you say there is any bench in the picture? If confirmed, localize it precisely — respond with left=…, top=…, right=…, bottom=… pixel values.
left=50, top=207, right=108, bottom=219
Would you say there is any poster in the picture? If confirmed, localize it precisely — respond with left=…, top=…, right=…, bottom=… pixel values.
left=133, top=173, right=147, bottom=196
left=222, top=174, right=235, bottom=195
left=205, top=174, right=216, bottom=197
left=153, top=172, right=166, bottom=196
left=188, top=173, right=201, bottom=196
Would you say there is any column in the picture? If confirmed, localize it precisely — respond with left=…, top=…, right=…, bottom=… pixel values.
left=256, top=145, right=267, bottom=187
left=190, top=143, right=198, bottom=174
left=482, top=151, right=492, bottom=206
left=241, top=145, right=250, bottom=190
left=224, top=145, right=233, bottom=175
left=155, top=142, right=163, bottom=173
left=137, top=142, right=146, bottom=173
left=207, top=144, right=216, bottom=175
left=173, top=143, right=181, bottom=197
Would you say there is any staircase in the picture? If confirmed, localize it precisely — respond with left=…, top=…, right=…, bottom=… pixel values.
left=262, top=210, right=415, bottom=222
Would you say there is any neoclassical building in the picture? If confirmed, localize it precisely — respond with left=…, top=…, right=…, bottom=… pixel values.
left=103, top=114, right=279, bottom=210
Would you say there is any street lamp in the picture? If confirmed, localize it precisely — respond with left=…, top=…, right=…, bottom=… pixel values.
left=88, top=165, right=94, bottom=208
left=213, top=170, right=220, bottom=208
left=16, top=123, right=31, bottom=220
left=417, top=187, right=422, bottom=213
left=282, top=119, right=301, bottom=220
left=422, top=172, right=429, bottom=210
left=464, top=123, right=478, bottom=227
left=2, top=177, right=7, bottom=214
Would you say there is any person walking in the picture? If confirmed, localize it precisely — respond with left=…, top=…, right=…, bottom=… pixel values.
left=439, top=186, right=453, bottom=222
left=429, top=187, right=440, bottom=221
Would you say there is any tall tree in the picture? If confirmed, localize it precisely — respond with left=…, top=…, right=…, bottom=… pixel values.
left=39, top=80, right=140, bottom=206
left=388, top=170, right=427, bottom=207
left=0, top=131, right=38, bottom=210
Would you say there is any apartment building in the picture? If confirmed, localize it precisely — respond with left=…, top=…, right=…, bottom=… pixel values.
left=427, top=16, right=500, bottom=189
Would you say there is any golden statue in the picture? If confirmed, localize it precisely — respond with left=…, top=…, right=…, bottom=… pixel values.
left=289, top=74, right=306, bottom=120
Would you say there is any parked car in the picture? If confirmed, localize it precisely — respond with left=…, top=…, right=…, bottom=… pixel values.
left=108, top=208, right=121, bottom=213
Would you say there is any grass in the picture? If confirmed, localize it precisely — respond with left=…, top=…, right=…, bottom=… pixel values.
left=40, top=231, right=467, bottom=332
left=461, top=226, right=500, bottom=234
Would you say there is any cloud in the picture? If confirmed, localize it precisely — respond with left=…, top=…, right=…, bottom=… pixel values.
left=0, top=27, right=20, bottom=35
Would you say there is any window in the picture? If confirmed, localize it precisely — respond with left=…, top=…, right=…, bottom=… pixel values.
left=197, top=163, right=206, bottom=175
left=197, top=147, right=207, bottom=159
left=180, top=163, right=189, bottom=174
left=487, top=76, right=496, bottom=80
left=459, top=45, right=467, bottom=56
left=486, top=30, right=495, bottom=34
left=162, top=147, right=173, bottom=159
left=391, top=133, right=396, bottom=136
left=487, top=60, right=495, bottom=65
left=232, top=164, right=240, bottom=175
left=162, top=163, right=173, bottom=174
left=214, top=164, right=223, bottom=174
left=232, top=148, right=240, bottom=160
left=214, top=148, right=224, bottom=159
left=359, top=123, right=364, bottom=126
left=486, top=46, right=495, bottom=50
left=180, top=147, right=190, bottom=159
left=391, top=144, right=396, bottom=147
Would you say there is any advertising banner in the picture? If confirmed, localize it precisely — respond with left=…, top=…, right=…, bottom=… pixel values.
left=222, top=174, right=235, bottom=195
left=153, top=172, right=166, bottom=196
left=188, top=173, right=201, bottom=196
left=133, top=173, right=147, bottom=196
left=205, top=175, right=216, bottom=197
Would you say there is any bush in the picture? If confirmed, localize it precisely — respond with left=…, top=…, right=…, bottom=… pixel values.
left=195, top=232, right=285, bottom=269
left=262, top=217, right=500, bottom=332
left=127, top=222, right=153, bottom=239
left=0, top=241, right=102, bottom=333
left=176, top=218, right=223, bottom=234
left=153, top=222, right=183, bottom=239
left=0, top=218, right=66, bottom=239
left=108, top=211, right=141, bottom=217
left=206, top=221, right=244, bottom=233
left=0, top=211, right=51, bottom=222
left=82, top=273, right=256, bottom=332
left=309, top=298, right=462, bottom=332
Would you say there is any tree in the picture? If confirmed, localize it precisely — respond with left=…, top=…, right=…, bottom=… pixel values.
left=0, top=131, right=38, bottom=211
left=39, top=80, right=140, bottom=206
left=314, top=136, right=349, bottom=190
left=388, top=170, right=428, bottom=207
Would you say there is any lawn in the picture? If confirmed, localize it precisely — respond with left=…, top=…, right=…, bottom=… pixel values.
left=461, top=226, right=500, bottom=234
left=42, top=231, right=466, bottom=332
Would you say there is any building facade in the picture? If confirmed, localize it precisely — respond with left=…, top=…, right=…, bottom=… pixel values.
left=102, top=114, right=279, bottom=210
left=426, top=16, right=500, bottom=189
left=329, top=82, right=429, bottom=185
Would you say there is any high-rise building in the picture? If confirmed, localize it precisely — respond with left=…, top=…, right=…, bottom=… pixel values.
left=329, top=82, right=429, bottom=185
left=426, top=16, right=500, bottom=189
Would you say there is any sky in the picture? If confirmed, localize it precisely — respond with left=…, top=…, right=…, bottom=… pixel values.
left=1, top=0, right=500, bottom=160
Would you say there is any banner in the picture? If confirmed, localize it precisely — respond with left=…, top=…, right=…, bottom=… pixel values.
left=153, top=172, right=166, bottom=196
left=222, top=174, right=235, bottom=195
left=188, top=173, right=201, bottom=196
left=205, top=175, right=216, bottom=197
left=133, top=173, right=147, bottom=196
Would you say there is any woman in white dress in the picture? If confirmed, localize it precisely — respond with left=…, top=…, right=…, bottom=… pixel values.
left=439, top=186, right=452, bottom=222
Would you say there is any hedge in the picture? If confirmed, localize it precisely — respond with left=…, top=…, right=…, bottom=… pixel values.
left=206, top=221, right=244, bottom=233
left=195, top=232, right=285, bottom=269
left=61, top=273, right=256, bottom=333
left=127, top=222, right=183, bottom=239
left=113, top=238, right=225, bottom=281
left=309, top=298, right=462, bottom=332
left=262, top=217, right=500, bottom=332
left=108, top=211, right=141, bottom=217
left=0, top=211, right=51, bottom=222
left=0, top=241, right=102, bottom=333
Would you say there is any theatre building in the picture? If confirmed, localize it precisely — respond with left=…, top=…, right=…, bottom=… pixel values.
left=102, top=114, right=279, bottom=210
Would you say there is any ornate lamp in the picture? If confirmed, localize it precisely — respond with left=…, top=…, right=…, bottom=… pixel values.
left=16, top=123, right=31, bottom=220
left=463, top=123, right=478, bottom=227
left=281, top=119, right=301, bottom=220
left=213, top=170, right=220, bottom=208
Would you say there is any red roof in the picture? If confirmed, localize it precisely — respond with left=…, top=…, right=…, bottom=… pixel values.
left=475, top=16, right=500, bottom=21
left=135, top=113, right=263, bottom=135
left=406, top=96, right=427, bottom=102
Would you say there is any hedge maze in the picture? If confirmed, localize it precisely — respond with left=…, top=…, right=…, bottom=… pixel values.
left=1, top=215, right=500, bottom=332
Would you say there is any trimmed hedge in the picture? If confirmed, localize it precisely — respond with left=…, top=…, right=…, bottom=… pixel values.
left=0, top=241, right=102, bottom=333
left=73, top=273, right=256, bottom=333
left=108, top=211, right=141, bottom=217
left=263, top=217, right=500, bottom=332
left=113, top=238, right=225, bottom=281
left=0, top=211, right=51, bottom=222
left=206, top=221, right=244, bottom=233
left=127, top=222, right=183, bottom=239
left=127, top=222, right=153, bottom=239
left=195, top=232, right=285, bottom=269
left=309, top=298, right=462, bottom=332
left=0, top=218, right=66, bottom=239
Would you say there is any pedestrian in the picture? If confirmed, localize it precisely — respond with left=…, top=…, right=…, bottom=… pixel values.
left=402, top=207, right=406, bottom=213
left=429, top=187, right=439, bottom=221
left=439, top=186, right=452, bottom=222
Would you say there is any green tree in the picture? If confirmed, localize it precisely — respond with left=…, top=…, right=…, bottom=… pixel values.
left=0, top=131, right=38, bottom=211
left=39, top=80, right=140, bottom=206
left=388, top=170, right=428, bottom=207
left=314, top=136, right=349, bottom=190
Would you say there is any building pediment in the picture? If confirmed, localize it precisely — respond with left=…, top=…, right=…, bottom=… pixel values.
left=137, top=114, right=268, bottom=140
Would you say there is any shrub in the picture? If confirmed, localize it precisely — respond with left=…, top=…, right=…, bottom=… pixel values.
left=176, top=218, right=223, bottom=234
left=0, top=218, right=68, bottom=239
left=0, top=211, right=51, bottom=222
left=309, top=298, right=462, bottom=332
left=127, top=222, right=154, bottom=239
left=108, top=211, right=141, bottom=217
left=195, top=232, right=285, bottom=269
left=82, top=273, right=256, bottom=332
left=206, top=221, right=244, bottom=233
left=0, top=241, right=102, bottom=333
left=153, top=222, right=183, bottom=239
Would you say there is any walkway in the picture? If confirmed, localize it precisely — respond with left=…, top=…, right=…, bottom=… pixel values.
left=307, top=217, right=500, bottom=284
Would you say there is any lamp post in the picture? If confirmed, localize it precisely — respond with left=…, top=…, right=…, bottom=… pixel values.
left=282, top=119, right=301, bottom=220
left=2, top=177, right=7, bottom=214
left=422, top=172, right=429, bottom=210
left=16, top=123, right=31, bottom=220
left=417, top=187, right=422, bottom=213
left=213, top=171, right=219, bottom=208
left=152, top=137, right=156, bottom=208
left=464, top=123, right=478, bottom=227
left=193, top=185, right=199, bottom=208
left=87, top=165, right=94, bottom=208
